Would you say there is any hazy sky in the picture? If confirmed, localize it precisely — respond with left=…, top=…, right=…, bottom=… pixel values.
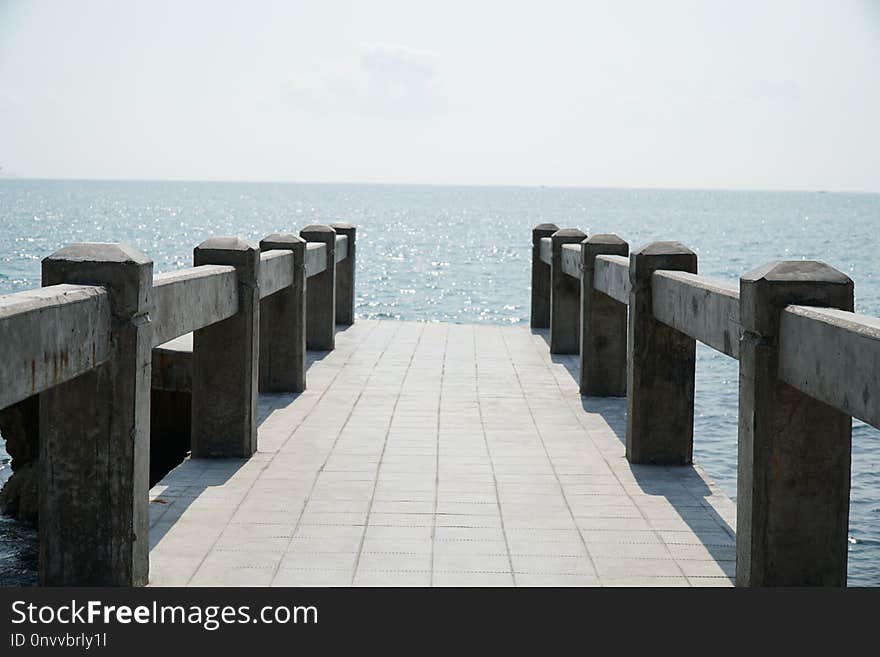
left=1, top=0, right=878, bottom=191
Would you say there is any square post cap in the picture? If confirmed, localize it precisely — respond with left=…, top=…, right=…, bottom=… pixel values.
left=585, top=233, right=627, bottom=247
left=194, top=236, right=257, bottom=253
left=260, top=233, right=305, bottom=251
left=551, top=228, right=587, bottom=241
left=42, top=243, right=152, bottom=314
left=630, top=241, right=697, bottom=284
left=44, top=242, right=151, bottom=266
left=582, top=234, right=628, bottom=270
left=300, top=224, right=336, bottom=236
left=533, top=224, right=559, bottom=241
left=741, top=260, right=852, bottom=287
left=740, top=260, right=853, bottom=334
left=193, top=237, right=259, bottom=276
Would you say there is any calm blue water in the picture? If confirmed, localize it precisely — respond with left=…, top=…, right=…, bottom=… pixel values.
left=1, top=179, right=878, bottom=585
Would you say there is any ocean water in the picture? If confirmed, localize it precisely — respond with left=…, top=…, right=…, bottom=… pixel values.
left=1, top=179, right=878, bottom=585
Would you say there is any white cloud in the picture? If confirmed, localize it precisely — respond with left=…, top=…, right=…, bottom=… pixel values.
left=284, top=44, right=444, bottom=118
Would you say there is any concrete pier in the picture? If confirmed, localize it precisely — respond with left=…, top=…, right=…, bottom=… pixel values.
left=530, top=224, right=558, bottom=329
left=259, top=234, right=307, bottom=393
left=550, top=228, right=586, bottom=354
left=736, top=261, right=853, bottom=586
left=2, top=219, right=879, bottom=587
left=301, top=225, right=337, bottom=351
left=330, top=222, right=356, bottom=326
left=626, top=242, right=697, bottom=465
left=192, top=238, right=260, bottom=459
left=148, top=321, right=737, bottom=587
left=580, top=234, right=628, bottom=397
left=40, top=244, right=153, bottom=586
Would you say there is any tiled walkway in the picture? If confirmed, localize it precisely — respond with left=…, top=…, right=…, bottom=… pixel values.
left=148, top=320, right=737, bottom=587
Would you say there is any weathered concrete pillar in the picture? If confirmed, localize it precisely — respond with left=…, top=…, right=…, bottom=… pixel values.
left=259, top=233, right=306, bottom=393
left=736, top=261, right=853, bottom=587
left=580, top=234, right=628, bottom=396
left=330, top=222, right=356, bottom=326
left=300, top=225, right=336, bottom=351
left=191, top=237, right=259, bottom=458
left=550, top=228, right=586, bottom=354
left=530, top=223, right=558, bottom=328
left=626, top=241, right=697, bottom=464
left=39, top=243, right=153, bottom=586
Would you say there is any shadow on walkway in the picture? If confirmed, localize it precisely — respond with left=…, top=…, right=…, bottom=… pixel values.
left=533, top=328, right=581, bottom=387
left=582, top=395, right=737, bottom=563
left=149, top=391, right=302, bottom=549
left=529, top=329, right=734, bottom=567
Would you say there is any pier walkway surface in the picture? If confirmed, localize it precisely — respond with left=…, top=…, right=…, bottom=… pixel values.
left=148, top=320, right=737, bottom=587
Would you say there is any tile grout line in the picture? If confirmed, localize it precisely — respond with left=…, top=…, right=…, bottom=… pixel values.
left=473, top=325, right=518, bottom=586
left=539, top=340, right=697, bottom=583
left=272, top=321, right=400, bottom=581
left=499, top=327, right=601, bottom=586
left=349, top=322, right=428, bottom=585
left=261, top=320, right=396, bottom=585
left=180, top=321, right=386, bottom=587
left=523, top=329, right=692, bottom=586
left=429, top=323, right=450, bottom=587
left=277, top=320, right=406, bottom=583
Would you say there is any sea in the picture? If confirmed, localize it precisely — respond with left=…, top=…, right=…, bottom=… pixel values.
left=1, top=179, right=878, bottom=585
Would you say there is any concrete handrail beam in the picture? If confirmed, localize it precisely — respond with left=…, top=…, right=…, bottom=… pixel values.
left=560, top=243, right=581, bottom=278
left=335, top=234, right=348, bottom=263
left=152, top=265, right=238, bottom=346
left=779, top=304, right=880, bottom=429
left=652, top=270, right=741, bottom=359
left=258, top=250, right=295, bottom=299
left=0, top=284, right=112, bottom=410
left=593, top=254, right=630, bottom=304
left=304, top=242, right=327, bottom=278
left=539, top=236, right=552, bottom=266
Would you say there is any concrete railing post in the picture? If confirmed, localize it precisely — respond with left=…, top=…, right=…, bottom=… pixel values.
left=39, top=243, right=153, bottom=586
left=330, top=222, right=356, bottom=326
left=259, top=234, right=306, bottom=393
left=192, top=237, right=259, bottom=457
left=737, top=261, right=853, bottom=587
left=300, top=224, right=336, bottom=351
left=626, top=241, right=697, bottom=464
left=580, top=234, right=628, bottom=396
left=550, top=228, right=587, bottom=354
left=530, top=223, right=558, bottom=328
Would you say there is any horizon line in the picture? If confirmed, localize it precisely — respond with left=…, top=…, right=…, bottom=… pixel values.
left=1, top=175, right=878, bottom=196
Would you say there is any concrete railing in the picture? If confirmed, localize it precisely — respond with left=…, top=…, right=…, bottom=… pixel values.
left=0, top=223, right=356, bottom=586
left=152, top=265, right=238, bottom=346
left=530, top=224, right=880, bottom=587
left=0, top=284, right=112, bottom=410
